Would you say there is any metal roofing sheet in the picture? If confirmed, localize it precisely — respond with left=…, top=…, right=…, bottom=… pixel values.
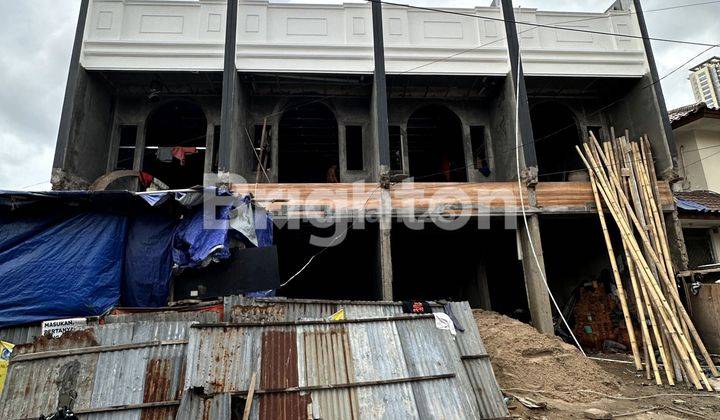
left=219, top=297, right=507, bottom=419
left=184, top=315, right=502, bottom=419
left=0, top=309, right=220, bottom=419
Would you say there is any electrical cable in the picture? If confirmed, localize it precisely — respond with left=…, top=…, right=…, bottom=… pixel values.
left=512, top=52, right=586, bottom=355
left=368, top=0, right=719, bottom=48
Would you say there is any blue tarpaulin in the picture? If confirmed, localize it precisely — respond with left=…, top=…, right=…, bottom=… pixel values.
left=122, top=214, right=177, bottom=307
left=0, top=212, right=128, bottom=327
left=0, top=189, right=275, bottom=326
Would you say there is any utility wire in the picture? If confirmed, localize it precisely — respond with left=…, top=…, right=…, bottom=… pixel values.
left=368, top=0, right=719, bottom=47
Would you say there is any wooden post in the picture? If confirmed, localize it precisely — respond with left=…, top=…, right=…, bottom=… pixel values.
left=378, top=223, right=393, bottom=301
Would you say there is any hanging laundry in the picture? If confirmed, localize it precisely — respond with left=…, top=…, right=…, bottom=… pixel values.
left=433, top=313, right=457, bottom=336
left=156, top=147, right=173, bottom=163
left=138, top=171, right=154, bottom=188
left=443, top=303, right=465, bottom=333
left=171, top=147, right=198, bottom=166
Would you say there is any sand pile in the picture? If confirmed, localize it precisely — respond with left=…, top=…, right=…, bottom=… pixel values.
left=474, top=309, right=621, bottom=402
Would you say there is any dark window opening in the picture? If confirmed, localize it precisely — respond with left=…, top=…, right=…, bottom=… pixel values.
left=684, top=229, right=715, bottom=268
left=116, top=125, right=138, bottom=170
left=389, top=125, right=403, bottom=172
left=253, top=124, right=273, bottom=170
left=531, top=103, right=582, bottom=182
left=143, top=100, right=208, bottom=188
left=212, top=125, right=221, bottom=172
left=278, top=102, right=339, bottom=183
left=407, top=105, right=467, bottom=182
left=470, top=126, right=489, bottom=175
left=345, top=125, right=364, bottom=171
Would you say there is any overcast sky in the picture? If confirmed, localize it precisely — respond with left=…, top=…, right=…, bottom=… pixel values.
left=0, top=0, right=717, bottom=190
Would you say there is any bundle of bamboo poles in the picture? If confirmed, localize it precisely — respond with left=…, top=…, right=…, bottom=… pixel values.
left=577, top=132, right=719, bottom=391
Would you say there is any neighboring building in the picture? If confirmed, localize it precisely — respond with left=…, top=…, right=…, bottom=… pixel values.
left=689, top=56, right=720, bottom=109
left=670, top=102, right=720, bottom=268
left=51, top=0, right=680, bottom=334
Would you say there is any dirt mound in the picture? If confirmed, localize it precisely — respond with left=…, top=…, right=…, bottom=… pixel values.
left=474, top=309, right=621, bottom=402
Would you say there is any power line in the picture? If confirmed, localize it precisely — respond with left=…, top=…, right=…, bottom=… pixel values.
left=368, top=0, right=719, bottom=48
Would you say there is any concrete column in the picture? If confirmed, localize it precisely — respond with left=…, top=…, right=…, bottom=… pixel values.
left=371, top=0, right=390, bottom=181
left=378, top=188, right=394, bottom=301
left=218, top=0, right=247, bottom=178
left=204, top=121, right=216, bottom=174
left=665, top=211, right=689, bottom=272
left=378, top=224, right=394, bottom=301
left=475, top=258, right=492, bottom=310
left=54, top=0, right=90, bottom=172
left=133, top=121, right=147, bottom=172
left=519, top=214, right=554, bottom=335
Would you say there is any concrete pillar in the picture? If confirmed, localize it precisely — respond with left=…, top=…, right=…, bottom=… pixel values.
left=665, top=211, right=689, bottom=272
left=377, top=187, right=394, bottom=300
left=371, top=0, right=391, bottom=180
left=475, top=258, right=492, bottom=310
left=218, top=0, right=251, bottom=179
left=519, top=214, right=554, bottom=335
left=378, top=224, right=394, bottom=301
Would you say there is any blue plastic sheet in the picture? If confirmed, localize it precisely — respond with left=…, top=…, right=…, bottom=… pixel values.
left=122, top=214, right=177, bottom=307
left=0, top=212, right=128, bottom=327
left=172, top=204, right=232, bottom=268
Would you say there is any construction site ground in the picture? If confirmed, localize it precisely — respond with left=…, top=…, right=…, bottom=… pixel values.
left=474, top=310, right=720, bottom=419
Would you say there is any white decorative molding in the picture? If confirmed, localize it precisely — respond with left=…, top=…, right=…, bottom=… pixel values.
left=388, top=17, right=402, bottom=36
left=246, top=14, right=260, bottom=33
left=352, top=17, right=365, bottom=35
left=97, top=11, right=113, bottom=30
left=207, top=13, right=222, bottom=32
left=287, top=17, right=327, bottom=36
left=140, top=15, right=184, bottom=34
left=81, top=0, right=647, bottom=77
left=423, top=21, right=463, bottom=39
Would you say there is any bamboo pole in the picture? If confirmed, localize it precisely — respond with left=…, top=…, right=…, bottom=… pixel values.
left=587, top=137, right=718, bottom=381
left=587, top=167, right=642, bottom=370
left=611, top=138, right=669, bottom=383
left=578, top=144, right=706, bottom=390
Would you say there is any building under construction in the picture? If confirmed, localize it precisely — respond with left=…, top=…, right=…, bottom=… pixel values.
left=47, top=0, right=683, bottom=335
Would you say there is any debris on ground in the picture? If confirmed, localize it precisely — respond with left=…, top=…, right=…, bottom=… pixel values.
left=474, top=309, right=622, bottom=402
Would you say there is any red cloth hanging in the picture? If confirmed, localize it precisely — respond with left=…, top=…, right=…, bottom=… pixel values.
left=171, top=147, right=198, bottom=166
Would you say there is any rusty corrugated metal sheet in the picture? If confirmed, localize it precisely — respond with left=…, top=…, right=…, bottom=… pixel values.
left=185, top=315, right=501, bottom=419
left=0, top=309, right=220, bottom=419
left=0, top=323, right=42, bottom=345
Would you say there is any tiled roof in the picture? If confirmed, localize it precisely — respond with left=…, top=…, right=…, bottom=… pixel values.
left=675, top=190, right=720, bottom=213
left=669, top=102, right=707, bottom=123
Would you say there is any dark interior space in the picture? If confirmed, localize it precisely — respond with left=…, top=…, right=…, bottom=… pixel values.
left=278, top=102, right=339, bottom=183
left=531, top=102, right=583, bottom=182
left=391, top=219, right=528, bottom=319
left=407, top=105, right=467, bottom=182
left=540, top=215, right=612, bottom=309
left=275, top=221, right=379, bottom=300
left=143, top=100, right=207, bottom=188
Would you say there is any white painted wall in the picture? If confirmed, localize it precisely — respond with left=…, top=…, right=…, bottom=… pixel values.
left=676, top=127, right=720, bottom=192
left=81, top=0, right=646, bottom=77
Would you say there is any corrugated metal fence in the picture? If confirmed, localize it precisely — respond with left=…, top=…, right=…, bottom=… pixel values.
left=0, top=299, right=508, bottom=419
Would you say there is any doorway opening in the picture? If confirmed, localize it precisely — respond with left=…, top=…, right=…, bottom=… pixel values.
left=407, top=105, right=467, bottom=182
left=530, top=103, right=583, bottom=182
left=278, top=102, right=339, bottom=183
left=143, top=100, right=207, bottom=188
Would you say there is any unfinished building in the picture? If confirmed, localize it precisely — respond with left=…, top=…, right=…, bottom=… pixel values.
left=51, top=0, right=681, bottom=335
